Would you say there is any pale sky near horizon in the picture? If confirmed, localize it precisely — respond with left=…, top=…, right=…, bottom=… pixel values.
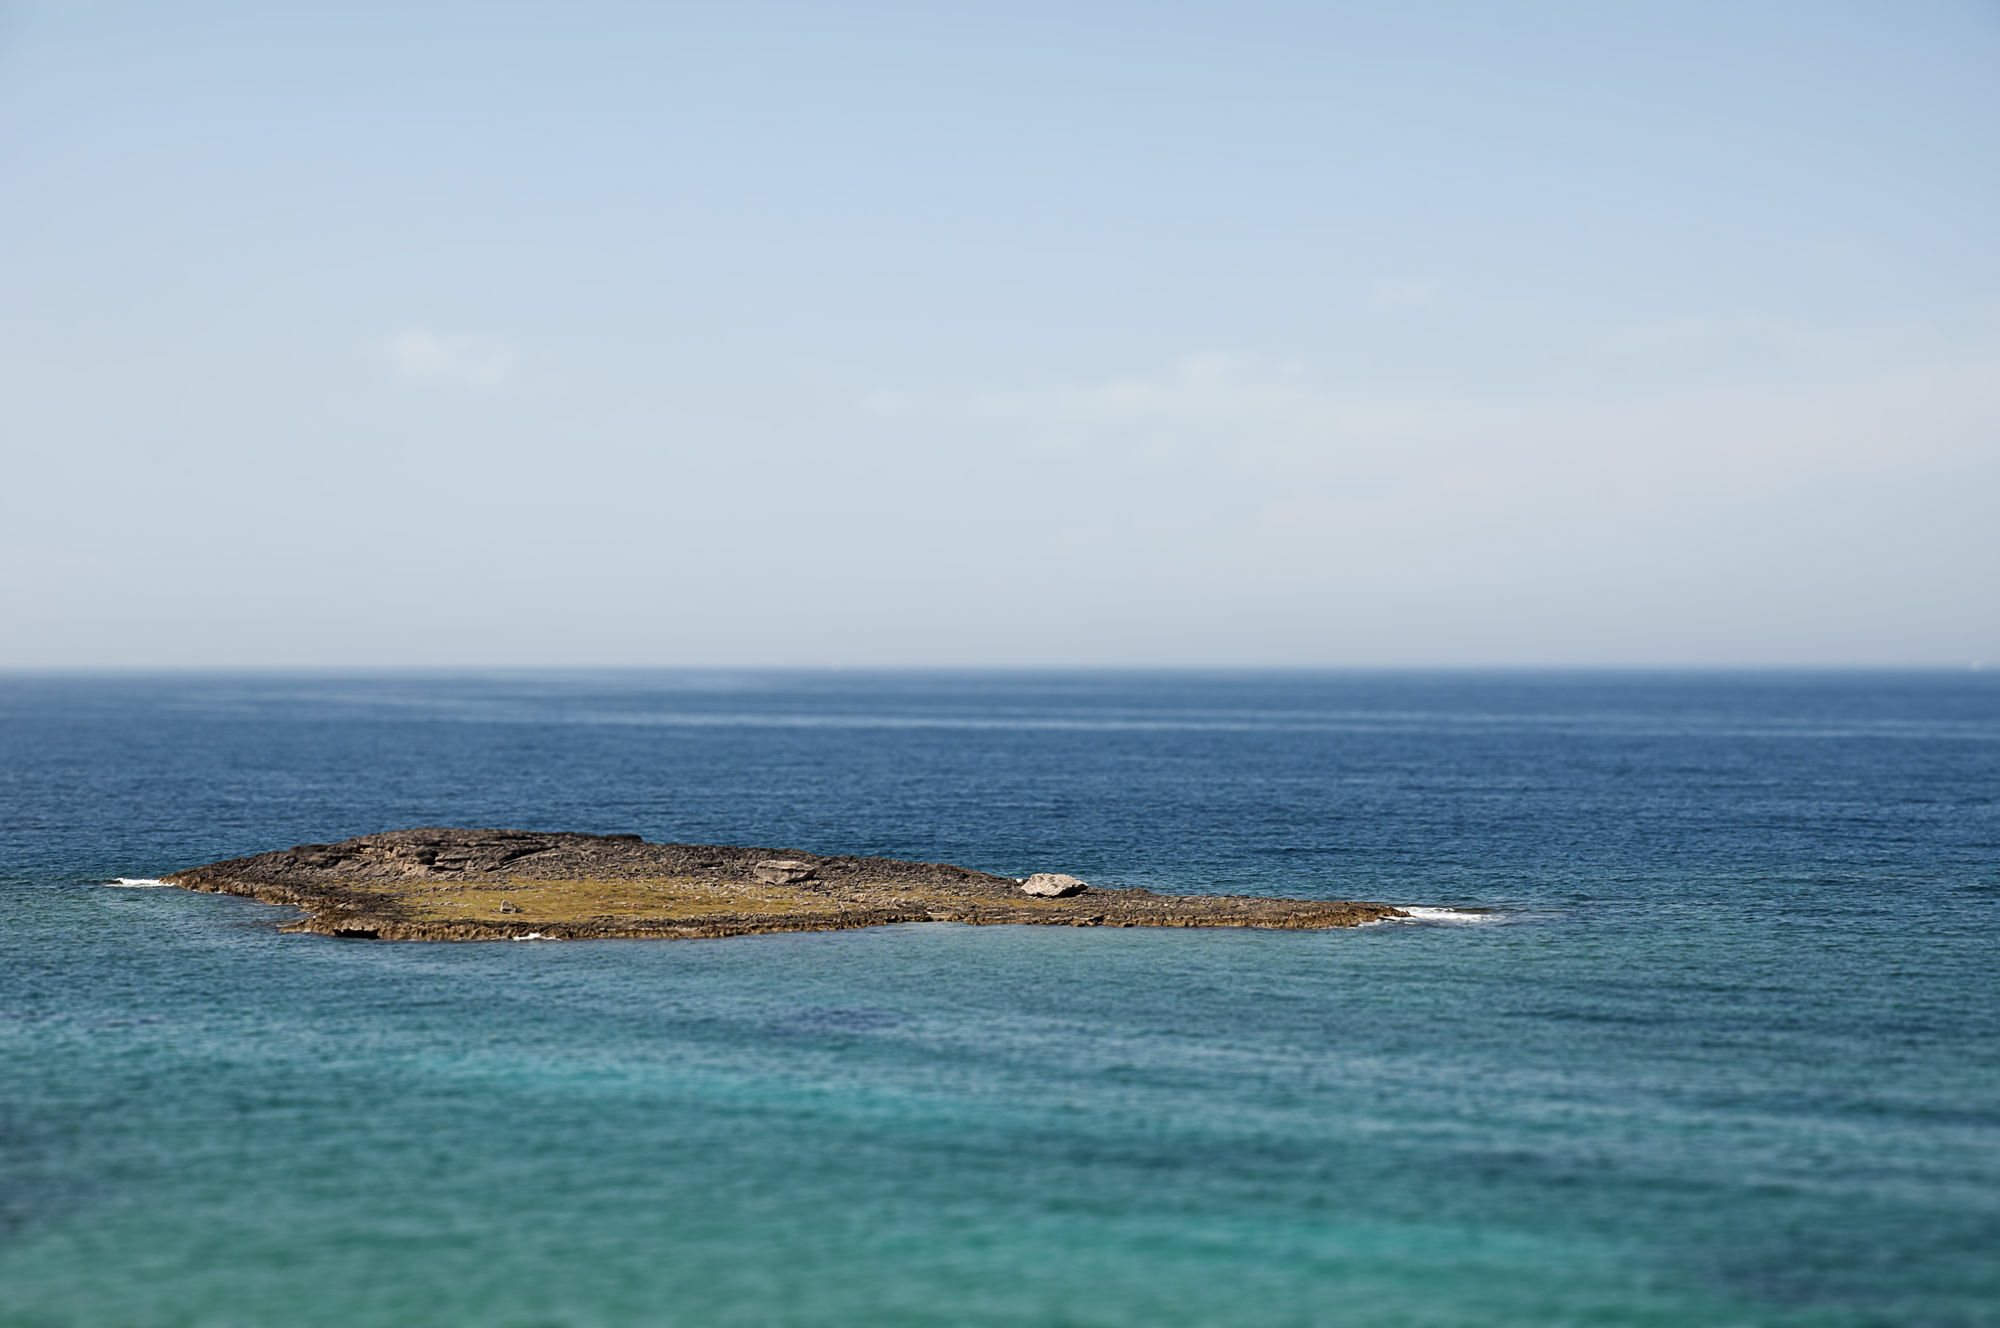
left=3, top=1, right=1997, bottom=668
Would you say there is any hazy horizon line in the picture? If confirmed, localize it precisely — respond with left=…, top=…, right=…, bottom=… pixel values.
left=2, top=663, right=1990, bottom=678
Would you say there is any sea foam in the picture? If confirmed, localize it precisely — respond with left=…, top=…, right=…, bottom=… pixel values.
left=1394, top=906, right=1499, bottom=925
left=105, top=878, right=172, bottom=888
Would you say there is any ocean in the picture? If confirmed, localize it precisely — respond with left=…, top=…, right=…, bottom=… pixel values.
left=2, top=672, right=1995, bottom=1326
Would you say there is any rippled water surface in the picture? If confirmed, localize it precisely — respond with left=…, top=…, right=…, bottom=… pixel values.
left=2, top=672, right=1996, bottom=1326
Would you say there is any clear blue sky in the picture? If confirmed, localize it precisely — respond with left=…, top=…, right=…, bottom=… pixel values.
left=3, top=1, right=1996, bottom=666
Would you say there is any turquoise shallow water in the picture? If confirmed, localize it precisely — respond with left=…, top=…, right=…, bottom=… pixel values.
left=2, top=673, right=1996, bottom=1326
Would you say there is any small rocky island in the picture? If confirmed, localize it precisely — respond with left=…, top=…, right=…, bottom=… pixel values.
left=164, top=828, right=1405, bottom=941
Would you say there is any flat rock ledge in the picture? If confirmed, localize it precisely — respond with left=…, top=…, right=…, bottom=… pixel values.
left=161, top=828, right=1406, bottom=942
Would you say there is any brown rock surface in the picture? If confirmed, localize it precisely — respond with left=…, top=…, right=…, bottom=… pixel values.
left=162, top=828, right=1405, bottom=941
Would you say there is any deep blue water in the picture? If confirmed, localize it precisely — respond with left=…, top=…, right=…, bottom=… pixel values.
left=2, top=672, right=1996, bottom=1326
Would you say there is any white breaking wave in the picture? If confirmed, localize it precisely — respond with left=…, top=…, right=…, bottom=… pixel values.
left=1394, top=906, right=1499, bottom=925
left=104, top=878, right=172, bottom=888
left=512, top=932, right=556, bottom=941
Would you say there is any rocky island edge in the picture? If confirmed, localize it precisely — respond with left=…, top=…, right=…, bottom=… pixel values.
left=162, top=828, right=1406, bottom=940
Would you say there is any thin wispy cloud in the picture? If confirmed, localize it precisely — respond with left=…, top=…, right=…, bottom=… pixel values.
left=374, top=327, right=520, bottom=389
left=862, top=325, right=2000, bottom=521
